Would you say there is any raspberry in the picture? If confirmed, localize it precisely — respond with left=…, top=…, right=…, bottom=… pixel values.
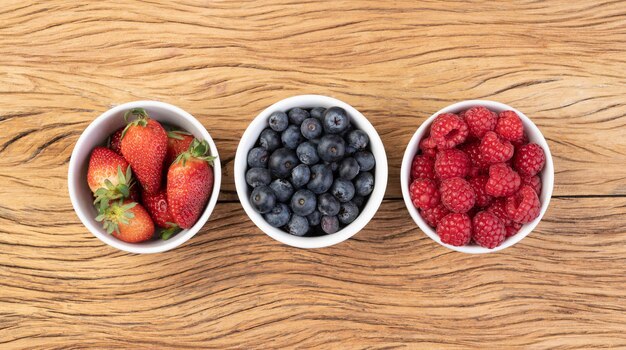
left=420, top=203, right=450, bottom=228
left=486, top=163, right=521, bottom=197
left=440, top=177, right=476, bottom=213
left=514, top=143, right=545, bottom=177
left=419, top=137, right=437, bottom=158
left=511, top=132, right=529, bottom=149
left=480, top=131, right=514, bottom=164
left=411, top=155, right=436, bottom=181
left=487, top=198, right=513, bottom=226
left=409, top=178, right=440, bottom=210
left=472, top=211, right=506, bottom=249
left=468, top=176, right=493, bottom=208
left=505, top=222, right=522, bottom=237
left=463, top=106, right=497, bottom=138
left=506, top=185, right=541, bottom=223
left=459, top=141, right=489, bottom=169
left=521, top=175, right=542, bottom=195
left=495, top=110, right=524, bottom=142
left=435, top=149, right=470, bottom=180
left=437, top=213, right=472, bottom=246
left=430, top=113, right=469, bottom=149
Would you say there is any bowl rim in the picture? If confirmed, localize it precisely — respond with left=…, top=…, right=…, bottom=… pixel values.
left=68, top=100, right=222, bottom=254
left=234, top=94, right=388, bottom=249
left=400, top=100, right=554, bottom=254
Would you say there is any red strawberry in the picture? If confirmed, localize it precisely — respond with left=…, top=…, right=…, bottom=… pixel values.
left=167, top=139, right=216, bottom=229
left=96, top=200, right=155, bottom=243
left=142, top=190, right=180, bottom=240
left=87, top=147, right=135, bottom=202
left=165, top=130, right=194, bottom=167
left=108, top=127, right=124, bottom=154
left=120, top=108, right=168, bottom=194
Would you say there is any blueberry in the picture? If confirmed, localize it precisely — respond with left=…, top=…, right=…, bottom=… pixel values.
left=247, top=147, right=269, bottom=168
left=309, top=138, right=321, bottom=146
left=264, top=203, right=291, bottom=227
left=338, top=157, right=360, bottom=180
left=281, top=125, right=302, bottom=149
left=287, top=215, right=309, bottom=236
left=270, top=179, right=294, bottom=203
left=352, top=195, right=366, bottom=208
left=347, top=130, right=369, bottom=150
left=290, top=189, right=317, bottom=216
left=354, top=150, right=375, bottom=171
left=310, top=107, right=326, bottom=120
left=288, top=107, right=309, bottom=125
left=325, top=161, right=339, bottom=173
left=268, top=111, right=289, bottom=132
left=345, top=145, right=357, bottom=155
left=290, top=164, right=311, bottom=188
left=296, top=142, right=320, bottom=165
left=320, top=215, right=339, bottom=234
left=259, top=128, right=281, bottom=152
left=331, top=178, right=355, bottom=202
left=301, top=118, right=322, bottom=140
left=322, top=107, right=350, bottom=134
left=354, top=171, right=374, bottom=196
left=317, top=193, right=340, bottom=216
left=268, top=148, right=299, bottom=178
left=338, top=201, right=359, bottom=225
left=307, top=164, right=333, bottom=194
left=317, top=135, right=345, bottom=163
left=307, top=210, right=321, bottom=226
left=246, top=167, right=271, bottom=188
left=250, top=185, right=276, bottom=214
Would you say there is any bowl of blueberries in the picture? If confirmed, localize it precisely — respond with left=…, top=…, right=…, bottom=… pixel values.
left=235, top=95, right=388, bottom=248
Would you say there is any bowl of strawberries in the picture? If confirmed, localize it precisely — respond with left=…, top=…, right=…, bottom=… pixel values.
left=68, top=101, right=221, bottom=254
left=401, top=100, right=553, bottom=253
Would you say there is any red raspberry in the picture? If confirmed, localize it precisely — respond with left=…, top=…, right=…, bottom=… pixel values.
left=459, top=141, right=489, bottom=169
left=419, top=136, right=437, bottom=158
left=513, top=143, right=545, bottom=177
left=409, top=178, right=440, bottom=210
left=506, top=185, right=541, bottom=223
left=505, top=222, right=522, bottom=237
left=487, top=198, right=513, bottom=226
left=468, top=176, right=493, bottom=208
left=486, top=163, right=521, bottom=197
left=437, top=212, right=472, bottom=246
left=435, top=149, right=470, bottom=180
left=411, top=155, right=436, bottom=181
left=480, top=131, right=514, bottom=164
left=463, top=106, right=497, bottom=138
left=109, top=127, right=124, bottom=154
left=511, top=132, right=529, bottom=149
left=521, top=175, right=541, bottom=195
left=440, top=177, right=476, bottom=213
left=430, top=113, right=468, bottom=149
left=495, top=110, right=524, bottom=142
left=472, top=211, right=506, bottom=249
left=420, top=204, right=450, bottom=228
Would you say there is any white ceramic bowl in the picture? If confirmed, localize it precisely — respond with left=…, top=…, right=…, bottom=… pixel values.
left=235, top=95, right=388, bottom=248
left=68, top=101, right=221, bottom=254
left=401, top=100, right=554, bottom=254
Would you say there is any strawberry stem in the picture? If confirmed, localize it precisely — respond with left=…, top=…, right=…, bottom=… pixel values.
left=122, top=108, right=149, bottom=138
left=174, top=138, right=216, bottom=166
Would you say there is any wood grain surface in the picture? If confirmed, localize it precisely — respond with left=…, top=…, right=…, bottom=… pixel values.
left=0, top=0, right=625, bottom=348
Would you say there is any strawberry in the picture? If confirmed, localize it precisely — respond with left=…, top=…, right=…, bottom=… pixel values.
left=141, top=190, right=180, bottom=240
left=87, top=147, right=135, bottom=203
left=96, top=200, right=155, bottom=243
left=108, top=127, right=124, bottom=154
left=167, top=139, right=216, bottom=229
left=165, top=130, right=194, bottom=167
left=120, top=108, right=168, bottom=194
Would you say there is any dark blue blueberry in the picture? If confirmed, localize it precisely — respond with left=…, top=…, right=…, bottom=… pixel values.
left=338, top=157, right=360, bottom=180
left=309, top=138, right=321, bottom=146
left=331, top=178, right=355, bottom=203
left=345, top=145, right=357, bottom=155
left=268, top=111, right=289, bottom=132
left=354, top=171, right=374, bottom=196
left=287, top=215, right=309, bottom=236
left=281, top=125, right=302, bottom=149
left=307, top=164, right=333, bottom=194
left=338, top=201, right=359, bottom=225
left=264, top=203, right=291, bottom=227
left=347, top=130, right=369, bottom=150
left=288, top=107, right=310, bottom=125
left=246, top=167, right=271, bottom=188
left=317, top=135, right=345, bottom=163
left=307, top=210, right=321, bottom=226
left=300, top=118, right=323, bottom=140
left=317, top=193, right=340, bottom=216
left=325, top=161, right=339, bottom=173
left=247, top=147, right=269, bottom=168
left=259, top=128, right=281, bottom=152
left=354, top=150, right=375, bottom=171
left=268, top=148, right=299, bottom=179
left=310, top=107, right=326, bottom=120
left=250, top=185, right=276, bottom=214
left=290, top=189, right=317, bottom=216
left=352, top=195, right=366, bottom=208
left=270, top=179, right=294, bottom=203
left=290, top=164, right=311, bottom=188
left=322, top=107, right=350, bottom=134
left=296, top=142, right=320, bottom=165
left=320, top=215, right=339, bottom=234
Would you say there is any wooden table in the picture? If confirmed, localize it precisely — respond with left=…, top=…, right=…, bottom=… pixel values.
left=1, top=1, right=625, bottom=348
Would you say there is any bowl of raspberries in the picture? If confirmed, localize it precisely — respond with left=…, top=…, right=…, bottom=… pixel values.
left=401, top=100, right=553, bottom=253
left=235, top=95, right=388, bottom=248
